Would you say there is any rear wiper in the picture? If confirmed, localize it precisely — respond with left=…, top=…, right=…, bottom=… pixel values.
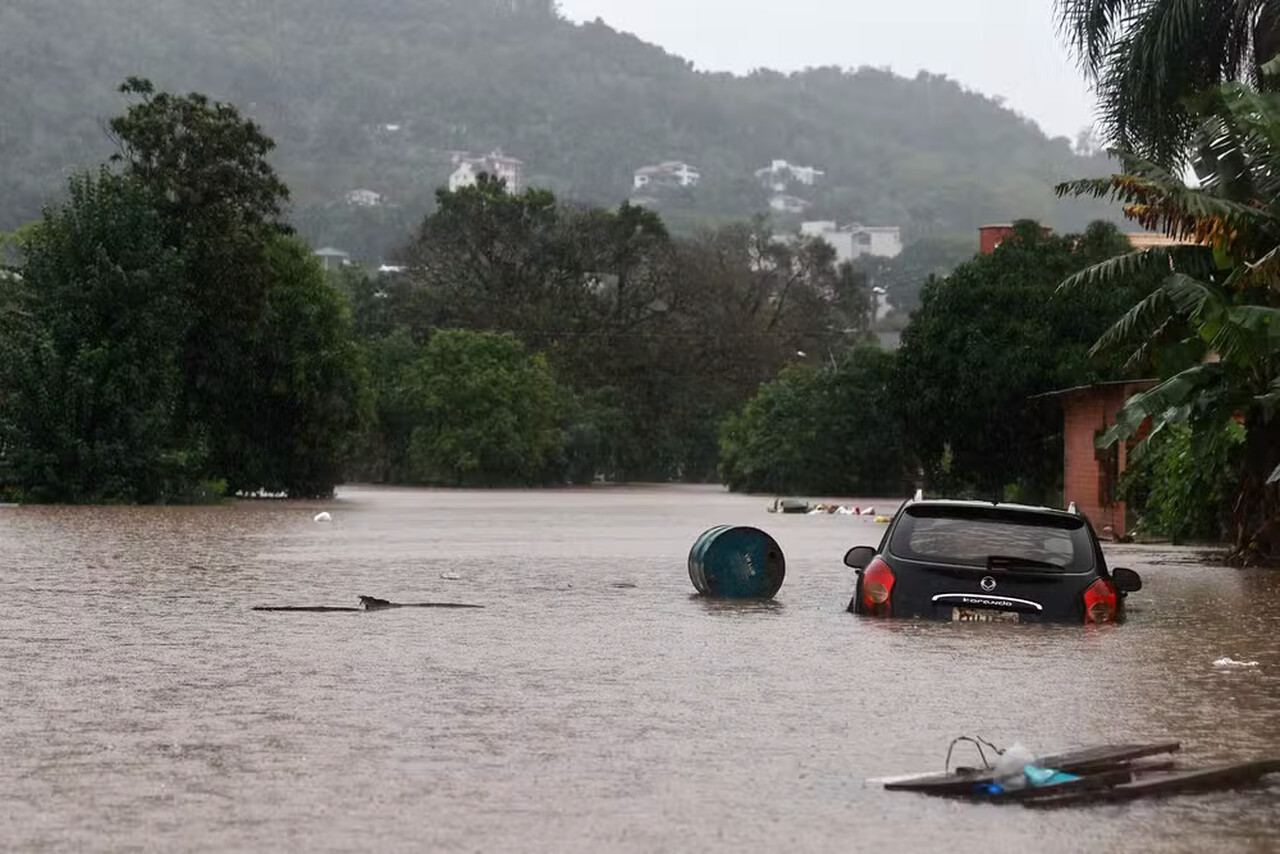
left=986, top=555, right=1064, bottom=571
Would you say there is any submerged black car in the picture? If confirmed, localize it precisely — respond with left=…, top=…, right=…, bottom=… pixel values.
left=844, top=498, right=1142, bottom=623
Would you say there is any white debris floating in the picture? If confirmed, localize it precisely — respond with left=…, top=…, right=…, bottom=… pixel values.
left=314, top=512, right=333, bottom=523
left=1213, top=657, right=1260, bottom=668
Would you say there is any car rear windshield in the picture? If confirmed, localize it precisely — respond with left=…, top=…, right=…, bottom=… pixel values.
left=889, top=506, right=1095, bottom=572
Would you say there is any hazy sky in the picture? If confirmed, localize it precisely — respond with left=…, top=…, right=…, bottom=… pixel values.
left=556, top=0, right=1098, bottom=142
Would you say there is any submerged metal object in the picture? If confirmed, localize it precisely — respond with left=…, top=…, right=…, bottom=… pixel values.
left=688, top=526, right=786, bottom=599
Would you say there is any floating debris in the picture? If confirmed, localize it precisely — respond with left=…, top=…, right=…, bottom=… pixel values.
left=688, top=525, right=785, bottom=599
left=313, top=512, right=332, bottom=523
left=877, top=739, right=1280, bottom=807
left=440, top=572, right=462, bottom=581
left=253, top=596, right=483, bottom=613
left=1213, top=657, right=1260, bottom=668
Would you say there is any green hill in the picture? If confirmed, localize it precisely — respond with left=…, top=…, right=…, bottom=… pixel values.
left=1, top=0, right=1115, bottom=261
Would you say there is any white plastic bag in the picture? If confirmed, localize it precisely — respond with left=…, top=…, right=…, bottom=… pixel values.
left=992, top=743, right=1036, bottom=791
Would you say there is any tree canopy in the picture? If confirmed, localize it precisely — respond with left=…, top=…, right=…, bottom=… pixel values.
left=0, top=83, right=368, bottom=502
left=894, top=220, right=1144, bottom=499
left=1057, top=0, right=1280, bottom=167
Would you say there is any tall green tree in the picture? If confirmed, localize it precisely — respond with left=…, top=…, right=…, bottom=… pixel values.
left=895, top=220, right=1143, bottom=499
left=0, top=171, right=206, bottom=503
left=1057, top=0, right=1280, bottom=166
left=719, top=346, right=906, bottom=496
left=402, top=330, right=568, bottom=486
left=107, top=78, right=296, bottom=487
left=217, top=237, right=371, bottom=498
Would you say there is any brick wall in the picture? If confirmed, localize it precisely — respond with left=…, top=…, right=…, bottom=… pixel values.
left=1062, top=386, right=1131, bottom=536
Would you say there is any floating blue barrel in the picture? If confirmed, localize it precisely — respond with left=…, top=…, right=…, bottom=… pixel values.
left=688, top=526, right=786, bottom=599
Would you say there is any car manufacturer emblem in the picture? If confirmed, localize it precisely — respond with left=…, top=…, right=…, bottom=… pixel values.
left=980, top=576, right=998, bottom=592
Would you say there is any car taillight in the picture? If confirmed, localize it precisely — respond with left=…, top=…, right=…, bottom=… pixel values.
left=862, top=558, right=895, bottom=616
left=1083, top=578, right=1118, bottom=623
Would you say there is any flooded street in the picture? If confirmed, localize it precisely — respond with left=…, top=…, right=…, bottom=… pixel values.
left=3, top=485, right=1280, bottom=852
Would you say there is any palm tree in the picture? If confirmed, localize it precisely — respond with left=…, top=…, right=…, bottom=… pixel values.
left=1058, top=0, right=1280, bottom=167
left=1057, top=81, right=1280, bottom=562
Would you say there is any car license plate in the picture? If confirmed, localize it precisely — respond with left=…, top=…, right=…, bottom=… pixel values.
left=952, top=608, right=1020, bottom=623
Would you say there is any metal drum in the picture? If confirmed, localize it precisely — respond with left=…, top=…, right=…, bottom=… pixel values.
left=687, top=526, right=786, bottom=599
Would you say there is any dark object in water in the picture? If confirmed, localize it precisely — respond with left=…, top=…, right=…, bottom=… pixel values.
left=357, top=595, right=483, bottom=610
left=252, top=606, right=362, bottom=613
left=253, top=596, right=484, bottom=613
left=882, top=742, right=1182, bottom=794
left=688, top=525, right=786, bottom=599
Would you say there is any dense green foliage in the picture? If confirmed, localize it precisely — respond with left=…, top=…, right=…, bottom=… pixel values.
left=1058, top=82, right=1280, bottom=561
left=1, top=0, right=1120, bottom=260
left=403, top=331, right=567, bottom=486
left=0, top=84, right=367, bottom=502
left=1121, top=422, right=1246, bottom=543
left=719, top=347, right=906, bottom=496
left=340, top=176, right=873, bottom=484
left=0, top=171, right=206, bottom=503
left=218, top=237, right=371, bottom=497
left=894, top=221, right=1146, bottom=499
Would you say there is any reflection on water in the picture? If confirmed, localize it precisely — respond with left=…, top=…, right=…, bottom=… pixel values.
left=1, top=486, right=1279, bottom=852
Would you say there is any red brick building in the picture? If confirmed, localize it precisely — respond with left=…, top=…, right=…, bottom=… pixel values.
left=1039, top=381, right=1156, bottom=537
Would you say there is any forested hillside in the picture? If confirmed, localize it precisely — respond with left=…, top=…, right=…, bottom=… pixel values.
left=1, top=0, right=1115, bottom=261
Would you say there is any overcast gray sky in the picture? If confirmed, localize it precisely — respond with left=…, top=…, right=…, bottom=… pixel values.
left=556, top=0, right=1097, bottom=142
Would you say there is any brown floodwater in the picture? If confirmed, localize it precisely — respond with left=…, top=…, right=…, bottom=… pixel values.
left=2, top=485, right=1279, bottom=852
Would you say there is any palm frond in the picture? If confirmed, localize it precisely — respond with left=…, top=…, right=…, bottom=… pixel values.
left=1057, top=168, right=1271, bottom=251
left=1163, top=271, right=1224, bottom=316
left=1057, top=0, right=1134, bottom=76
left=1058, top=247, right=1171, bottom=292
left=1090, top=286, right=1174, bottom=356
left=1095, top=363, right=1226, bottom=448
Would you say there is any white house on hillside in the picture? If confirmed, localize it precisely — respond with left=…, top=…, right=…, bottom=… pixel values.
left=799, top=222, right=902, bottom=264
left=449, top=150, right=525, bottom=194
left=633, top=161, right=701, bottom=191
left=769, top=194, right=811, bottom=214
left=344, top=188, right=383, bottom=207
left=314, top=247, right=351, bottom=271
left=756, top=159, right=825, bottom=191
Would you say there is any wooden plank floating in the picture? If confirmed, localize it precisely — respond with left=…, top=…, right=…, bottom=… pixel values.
left=1022, top=760, right=1280, bottom=808
left=253, top=596, right=484, bottom=613
left=252, top=606, right=362, bottom=612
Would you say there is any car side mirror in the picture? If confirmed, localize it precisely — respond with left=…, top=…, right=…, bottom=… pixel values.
left=844, top=546, right=877, bottom=571
left=1113, top=567, right=1142, bottom=593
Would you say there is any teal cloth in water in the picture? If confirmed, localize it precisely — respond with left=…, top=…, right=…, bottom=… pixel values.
left=1024, top=765, right=1080, bottom=787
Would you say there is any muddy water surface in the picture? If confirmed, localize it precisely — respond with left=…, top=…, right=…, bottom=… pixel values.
left=2, top=486, right=1279, bottom=852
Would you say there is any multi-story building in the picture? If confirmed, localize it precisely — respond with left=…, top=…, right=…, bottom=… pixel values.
left=799, top=221, right=903, bottom=263
left=449, top=150, right=525, bottom=194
